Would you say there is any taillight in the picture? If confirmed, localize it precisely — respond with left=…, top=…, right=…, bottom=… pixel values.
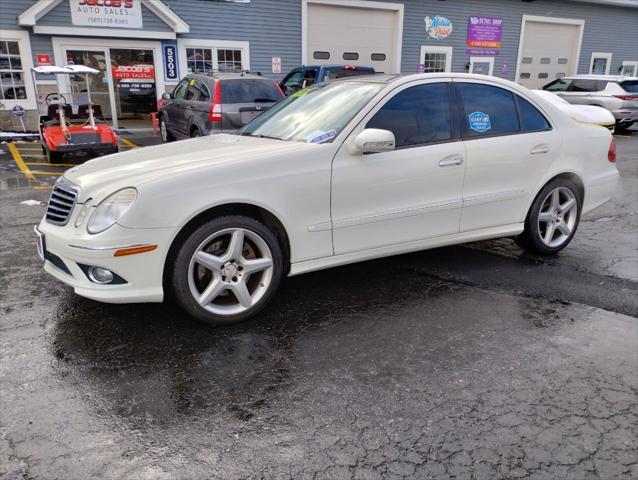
left=209, top=80, right=222, bottom=122
left=613, top=94, right=638, bottom=101
left=608, top=137, right=616, bottom=163
left=344, top=65, right=357, bottom=70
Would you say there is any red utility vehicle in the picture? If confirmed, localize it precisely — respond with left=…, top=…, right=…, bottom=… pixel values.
left=32, top=65, right=118, bottom=163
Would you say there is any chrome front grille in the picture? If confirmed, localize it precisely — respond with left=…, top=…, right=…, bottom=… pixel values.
left=46, top=179, right=79, bottom=226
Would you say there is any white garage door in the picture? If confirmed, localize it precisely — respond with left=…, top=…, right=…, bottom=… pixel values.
left=517, top=20, right=582, bottom=89
left=307, top=3, right=398, bottom=74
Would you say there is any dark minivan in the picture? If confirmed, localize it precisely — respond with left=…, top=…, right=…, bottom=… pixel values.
left=158, top=72, right=284, bottom=141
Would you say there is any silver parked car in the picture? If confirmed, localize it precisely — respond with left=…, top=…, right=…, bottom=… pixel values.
left=158, top=72, right=285, bottom=141
left=542, top=75, right=638, bottom=131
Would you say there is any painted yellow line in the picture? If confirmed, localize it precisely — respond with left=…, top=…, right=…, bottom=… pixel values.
left=25, top=162, right=76, bottom=167
left=119, top=136, right=139, bottom=148
left=33, top=185, right=53, bottom=190
left=31, top=171, right=65, bottom=175
left=8, top=143, right=35, bottom=181
left=21, top=154, right=45, bottom=158
left=17, top=148, right=43, bottom=152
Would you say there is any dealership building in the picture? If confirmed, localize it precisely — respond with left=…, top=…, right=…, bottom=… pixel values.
left=1, top=0, right=637, bottom=130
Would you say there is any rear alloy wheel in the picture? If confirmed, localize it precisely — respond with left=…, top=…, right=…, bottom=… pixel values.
left=171, top=216, right=284, bottom=325
left=159, top=116, right=173, bottom=143
left=516, top=179, right=582, bottom=254
left=190, top=127, right=201, bottom=138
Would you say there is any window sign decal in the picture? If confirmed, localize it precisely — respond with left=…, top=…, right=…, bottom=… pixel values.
left=308, top=129, right=337, bottom=144
left=424, top=16, right=453, bottom=40
left=468, top=112, right=491, bottom=133
left=70, top=0, right=143, bottom=29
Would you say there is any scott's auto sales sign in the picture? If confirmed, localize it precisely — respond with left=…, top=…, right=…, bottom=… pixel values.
left=70, top=0, right=143, bottom=29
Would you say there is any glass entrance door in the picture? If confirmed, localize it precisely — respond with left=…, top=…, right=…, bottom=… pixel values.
left=110, top=48, right=157, bottom=129
left=65, top=49, right=113, bottom=121
left=63, top=47, right=158, bottom=130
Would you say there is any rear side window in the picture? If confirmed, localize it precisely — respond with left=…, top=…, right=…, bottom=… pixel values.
left=185, top=80, right=210, bottom=102
left=569, top=79, right=598, bottom=92
left=456, top=83, right=520, bottom=137
left=366, top=83, right=452, bottom=148
left=517, top=96, right=551, bottom=132
left=620, top=80, right=638, bottom=92
left=221, top=79, right=283, bottom=103
left=543, top=79, right=571, bottom=91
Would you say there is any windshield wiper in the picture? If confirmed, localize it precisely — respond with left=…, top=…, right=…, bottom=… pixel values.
left=253, top=98, right=279, bottom=103
left=242, top=132, right=284, bottom=141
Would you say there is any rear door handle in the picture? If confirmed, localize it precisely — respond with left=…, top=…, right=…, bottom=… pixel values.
left=530, top=144, right=550, bottom=155
left=439, top=155, right=464, bottom=167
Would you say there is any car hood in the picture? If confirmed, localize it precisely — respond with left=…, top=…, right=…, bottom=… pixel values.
left=64, top=134, right=314, bottom=201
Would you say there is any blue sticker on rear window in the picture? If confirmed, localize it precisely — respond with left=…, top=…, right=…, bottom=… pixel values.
left=309, top=129, right=337, bottom=143
left=468, top=111, right=491, bottom=133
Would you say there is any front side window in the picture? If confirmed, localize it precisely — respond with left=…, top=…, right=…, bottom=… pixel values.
left=366, top=83, right=452, bottom=148
left=457, top=83, right=520, bottom=138
left=543, top=79, right=571, bottom=91
left=172, top=80, right=189, bottom=100
left=0, top=40, right=26, bottom=100
left=517, top=96, right=551, bottom=132
left=241, top=81, right=384, bottom=142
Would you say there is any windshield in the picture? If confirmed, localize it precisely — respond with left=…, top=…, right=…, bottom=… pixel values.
left=241, top=81, right=384, bottom=143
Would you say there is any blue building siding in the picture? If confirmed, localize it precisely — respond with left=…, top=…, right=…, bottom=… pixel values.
left=399, top=0, right=638, bottom=80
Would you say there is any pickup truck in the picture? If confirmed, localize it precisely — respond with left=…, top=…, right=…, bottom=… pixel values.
left=279, top=65, right=375, bottom=95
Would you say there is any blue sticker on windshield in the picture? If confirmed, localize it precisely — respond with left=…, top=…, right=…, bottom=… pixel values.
left=468, top=111, right=491, bottom=133
left=310, top=129, right=337, bottom=143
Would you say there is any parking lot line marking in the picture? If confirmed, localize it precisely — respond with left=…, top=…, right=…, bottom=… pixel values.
left=119, top=136, right=139, bottom=149
left=31, top=171, right=65, bottom=175
left=21, top=154, right=45, bottom=158
left=8, top=143, right=36, bottom=181
left=25, top=162, right=76, bottom=167
left=33, top=185, right=53, bottom=190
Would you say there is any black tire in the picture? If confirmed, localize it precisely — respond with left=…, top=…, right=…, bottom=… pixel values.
left=615, top=121, right=633, bottom=133
left=46, top=148, right=62, bottom=164
left=190, top=127, right=201, bottom=138
left=159, top=116, right=174, bottom=143
left=169, top=215, right=284, bottom=325
left=516, top=178, right=582, bottom=254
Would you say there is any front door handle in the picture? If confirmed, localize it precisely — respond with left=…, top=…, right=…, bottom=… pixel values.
left=439, top=155, right=464, bottom=167
left=530, top=144, right=550, bottom=155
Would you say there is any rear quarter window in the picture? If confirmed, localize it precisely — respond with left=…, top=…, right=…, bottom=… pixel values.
left=221, top=79, right=283, bottom=103
left=517, top=96, right=551, bottom=132
left=619, top=80, right=638, bottom=93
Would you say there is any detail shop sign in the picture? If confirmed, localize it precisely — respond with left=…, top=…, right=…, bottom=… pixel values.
left=466, top=16, right=503, bottom=56
left=70, top=0, right=143, bottom=29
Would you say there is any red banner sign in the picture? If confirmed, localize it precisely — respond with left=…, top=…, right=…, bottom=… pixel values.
left=111, top=65, right=155, bottom=80
left=36, top=54, right=52, bottom=66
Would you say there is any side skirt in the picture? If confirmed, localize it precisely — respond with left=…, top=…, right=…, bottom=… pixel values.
left=288, top=223, right=524, bottom=277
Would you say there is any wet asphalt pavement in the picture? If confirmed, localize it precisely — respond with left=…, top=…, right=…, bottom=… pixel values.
left=1, top=132, right=637, bottom=479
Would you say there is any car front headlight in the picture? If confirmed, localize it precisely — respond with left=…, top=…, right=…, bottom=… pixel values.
left=87, top=188, right=137, bottom=234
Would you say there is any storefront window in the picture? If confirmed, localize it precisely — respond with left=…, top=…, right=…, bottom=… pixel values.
left=186, top=47, right=242, bottom=73
left=0, top=40, right=26, bottom=100
left=66, top=49, right=113, bottom=120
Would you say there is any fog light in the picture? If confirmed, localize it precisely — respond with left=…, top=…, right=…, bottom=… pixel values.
left=88, top=266, right=114, bottom=284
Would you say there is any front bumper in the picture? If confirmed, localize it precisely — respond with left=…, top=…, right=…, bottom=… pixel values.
left=36, top=219, right=176, bottom=304
left=54, top=142, right=117, bottom=154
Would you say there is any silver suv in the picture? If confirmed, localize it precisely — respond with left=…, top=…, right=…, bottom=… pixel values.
left=542, top=75, right=638, bottom=131
left=158, top=72, right=284, bottom=141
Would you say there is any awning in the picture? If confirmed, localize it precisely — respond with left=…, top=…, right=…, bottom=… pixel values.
left=32, top=65, right=100, bottom=75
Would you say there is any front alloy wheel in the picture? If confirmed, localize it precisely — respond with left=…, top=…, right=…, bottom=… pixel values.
left=171, top=216, right=284, bottom=325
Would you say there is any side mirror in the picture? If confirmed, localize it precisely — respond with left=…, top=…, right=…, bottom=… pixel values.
left=162, top=92, right=173, bottom=101
left=351, top=128, right=395, bottom=155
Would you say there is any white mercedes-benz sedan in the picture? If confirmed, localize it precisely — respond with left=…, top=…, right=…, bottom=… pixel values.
left=36, top=73, right=620, bottom=325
